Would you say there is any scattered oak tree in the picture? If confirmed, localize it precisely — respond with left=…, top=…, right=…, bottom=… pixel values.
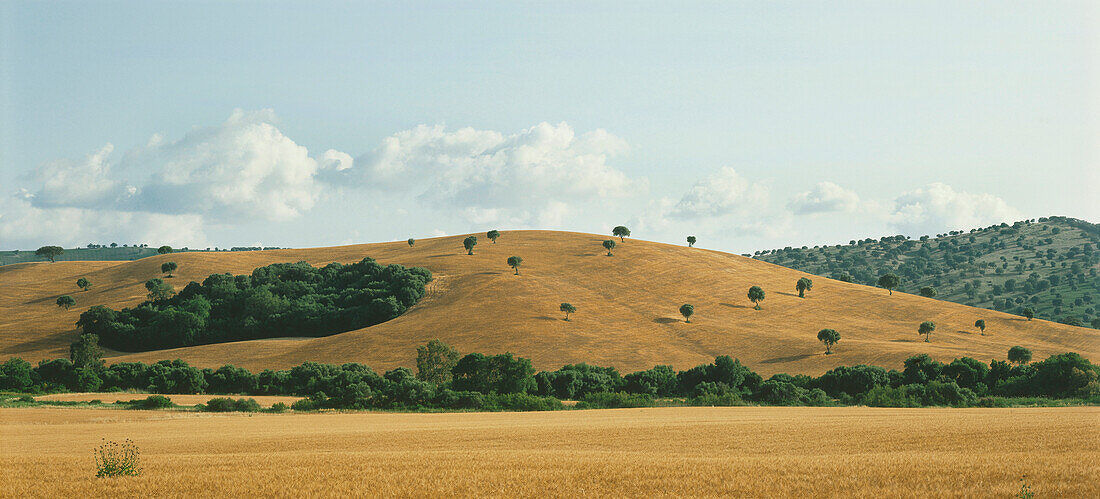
left=463, top=236, right=478, bottom=255
left=612, top=226, right=631, bottom=242
left=415, top=339, right=460, bottom=385
left=487, top=230, right=501, bottom=243
left=35, top=245, right=64, bottom=263
left=974, top=319, right=986, bottom=336
left=918, top=321, right=936, bottom=342
left=748, top=286, right=765, bottom=310
left=77, top=277, right=92, bottom=292
left=1007, top=345, right=1032, bottom=365
left=56, top=295, right=76, bottom=310
left=157, top=245, right=173, bottom=255
left=144, top=278, right=175, bottom=302
left=1022, top=307, right=1035, bottom=321
left=603, top=239, right=616, bottom=256
left=679, top=303, right=694, bottom=323
left=407, top=238, right=415, bottom=247
left=919, top=286, right=937, bottom=298
left=507, top=256, right=523, bottom=275
left=560, top=302, right=576, bottom=321
left=877, top=273, right=900, bottom=295
left=817, top=328, right=840, bottom=355
left=796, top=277, right=813, bottom=298
left=687, top=235, right=696, bottom=247
left=161, top=262, right=178, bottom=278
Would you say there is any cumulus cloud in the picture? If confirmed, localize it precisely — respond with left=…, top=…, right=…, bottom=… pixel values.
left=667, top=167, right=769, bottom=220
left=29, top=143, right=137, bottom=208
left=322, top=122, right=641, bottom=225
left=788, top=181, right=860, bottom=215
left=887, top=182, right=1020, bottom=234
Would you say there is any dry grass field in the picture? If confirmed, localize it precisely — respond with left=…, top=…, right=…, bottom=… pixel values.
left=0, top=405, right=1096, bottom=497
left=2, top=231, right=1097, bottom=376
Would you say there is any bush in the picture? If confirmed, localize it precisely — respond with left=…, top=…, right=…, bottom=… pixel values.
left=131, top=395, right=174, bottom=410
left=483, top=393, right=563, bottom=412
left=576, top=392, right=656, bottom=409
left=268, top=402, right=289, bottom=413
left=204, top=397, right=262, bottom=412
left=290, top=398, right=321, bottom=411
left=686, top=393, right=745, bottom=406
left=94, top=439, right=142, bottom=478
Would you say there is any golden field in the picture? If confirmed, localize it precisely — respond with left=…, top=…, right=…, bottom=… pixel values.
left=1, top=231, right=1097, bottom=376
left=1, top=406, right=1097, bottom=497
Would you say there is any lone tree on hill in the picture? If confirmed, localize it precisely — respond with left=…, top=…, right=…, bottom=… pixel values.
left=1007, top=345, right=1032, bottom=365
left=463, top=236, right=478, bottom=255
left=687, top=235, right=696, bottom=247
left=407, top=238, right=415, bottom=247
left=748, top=286, right=765, bottom=310
left=161, top=262, right=178, bottom=278
left=603, top=239, right=616, bottom=256
left=877, top=273, right=900, bottom=295
left=918, top=321, right=936, bottom=342
left=35, top=245, right=64, bottom=262
left=817, top=328, right=840, bottom=354
left=796, top=277, right=813, bottom=298
left=56, top=295, right=76, bottom=310
left=76, top=277, right=91, bottom=292
left=415, top=339, right=460, bottom=385
left=487, top=230, right=501, bottom=243
left=560, top=302, right=576, bottom=321
left=1022, top=307, right=1034, bottom=321
left=679, top=303, right=694, bottom=323
left=613, top=226, right=631, bottom=242
left=507, top=256, right=523, bottom=275
left=974, top=319, right=986, bottom=336
left=145, top=278, right=174, bottom=302
left=157, top=245, right=173, bottom=254
left=920, top=286, right=937, bottom=298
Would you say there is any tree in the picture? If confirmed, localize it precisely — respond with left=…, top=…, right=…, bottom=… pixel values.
left=407, top=238, right=415, bottom=247
left=603, top=239, right=616, bottom=256
left=1007, top=345, right=1032, bottom=365
left=161, top=261, right=178, bottom=278
left=35, top=246, right=64, bottom=263
left=560, top=302, right=576, bottom=321
left=145, top=278, right=175, bottom=302
left=1022, top=307, right=1035, bottom=321
left=974, top=319, right=986, bottom=336
left=748, top=286, right=765, bottom=310
left=56, top=295, right=76, bottom=310
left=918, top=321, right=936, bottom=342
left=157, top=245, right=173, bottom=255
left=877, top=273, right=900, bottom=295
left=919, top=286, right=937, bottom=298
left=679, top=304, right=694, bottom=323
left=817, top=329, right=840, bottom=354
left=463, top=236, right=477, bottom=255
left=796, top=277, right=813, bottom=298
left=507, top=256, right=523, bottom=275
left=415, top=339, right=459, bottom=385
left=487, top=230, right=501, bottom=244
left=76, top=277, right=91, bottom=292
left=687, top=236, right=696, bottom=247
left=70, top=333, right=104, bottom=370
left=612, top=226, right=631, bottom=242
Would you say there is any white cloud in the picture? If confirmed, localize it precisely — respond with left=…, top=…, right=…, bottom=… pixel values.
left=29, top=143, right=137, bottom=208
left=887, top=182, right=1020, bottom=234
left=323, top=122, right=642, bottom=225
left=788, top=181, right=860, bottom=215
left=667, top=167, right=768, bottom=220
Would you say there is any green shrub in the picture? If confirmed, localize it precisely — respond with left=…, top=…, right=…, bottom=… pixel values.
left=94, top=439, right=142, bottom=478
left=290, top=398, right=321, bottom=411
left=268, top=402, right=289, bottom=413
left=484, top=393, right=563, bottom=411
left=130, top=395, right=174, bottom=410
left=686, top=393, right=745, bottom=406
left=576, top=392, right=656, bottom=409
left=204, top=397, right=262, bottom=412
left=18, top=395, right=35, bottom=403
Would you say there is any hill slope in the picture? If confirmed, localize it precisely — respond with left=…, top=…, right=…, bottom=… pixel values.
left=2, top=231, right=1097, bottom=376
left=756, top=217, right=1100, bottom=326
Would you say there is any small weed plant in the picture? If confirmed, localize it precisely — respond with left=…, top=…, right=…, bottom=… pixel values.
left=94, top=439, right=142, bottom=478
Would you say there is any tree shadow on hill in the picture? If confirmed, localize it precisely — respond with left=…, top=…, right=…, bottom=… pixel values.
left=653, top=317, right=681, bottom=324
left=760, top=353, right=814, bottom=364
left=533, top=316, right=559, bottom=321
left=572, top=253, right=600, bottom=257
left=719, top=303, right=751, bottom=309
left=426, top=254, right=458, bottom=258
left=24, top=294, right=65, bottom=306
left=774, top=291, right=800, bottom=298
left=4, top=327, right=78, bottom=355
left=476, top=272, right=503, bottom=275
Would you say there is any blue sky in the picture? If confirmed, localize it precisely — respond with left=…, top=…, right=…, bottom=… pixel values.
left=1, top=1, right=1096, bottom=252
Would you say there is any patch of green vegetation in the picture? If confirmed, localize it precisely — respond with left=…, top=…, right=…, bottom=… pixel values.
left=755, top=216, right=1100, bottom=326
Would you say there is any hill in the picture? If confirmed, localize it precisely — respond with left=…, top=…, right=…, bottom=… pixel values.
left=1, top=230, right=1097, bottom=376
left=0, top=245, right=285, bottom=266
left=756, top=217, right=1100, bottom=328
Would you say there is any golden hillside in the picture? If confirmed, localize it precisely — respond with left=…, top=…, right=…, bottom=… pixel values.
left=1, top=231, right=1096, bottom=376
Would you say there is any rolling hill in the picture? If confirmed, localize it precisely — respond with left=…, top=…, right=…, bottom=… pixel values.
left=1, top=230, right=1097, bottom=376
left=755, top=216, right=1100, bottom=326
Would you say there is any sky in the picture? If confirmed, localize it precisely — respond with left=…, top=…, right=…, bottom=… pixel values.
left=1, top=1, right=1097, bottom=253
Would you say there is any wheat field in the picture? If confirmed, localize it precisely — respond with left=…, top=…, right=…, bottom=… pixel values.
left=2, top=231, right=1096, bottom=377
left=2, top=406, right=1097, bottom=497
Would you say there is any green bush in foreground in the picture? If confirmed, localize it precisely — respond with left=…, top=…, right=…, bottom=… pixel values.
left=94, top=439, right=142, bottom=478
left=204, top=397, right=261, bottom=412
left=130, top=395, right=174, bottom=410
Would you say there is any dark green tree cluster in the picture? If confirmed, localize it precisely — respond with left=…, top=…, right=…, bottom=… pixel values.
left=77, top=258, right=431, bottom=351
